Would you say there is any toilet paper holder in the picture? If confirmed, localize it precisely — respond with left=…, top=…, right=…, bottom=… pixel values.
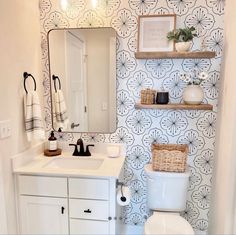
left=116, top=180, right=126, bottom=202
left=116, top=180, right=123, bottom=187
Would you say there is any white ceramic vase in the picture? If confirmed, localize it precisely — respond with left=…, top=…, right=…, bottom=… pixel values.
left=183, top=85, right=204, bottom=105
left=175, top=41, right=192, bottom=52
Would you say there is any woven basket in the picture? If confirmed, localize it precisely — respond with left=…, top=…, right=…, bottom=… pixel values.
left=140, top=89, right=156, bottom=105
left=151, top=144, right=188, bottom=172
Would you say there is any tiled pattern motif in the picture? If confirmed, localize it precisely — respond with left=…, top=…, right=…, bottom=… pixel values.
left=39, top=0, right=224, bottom=233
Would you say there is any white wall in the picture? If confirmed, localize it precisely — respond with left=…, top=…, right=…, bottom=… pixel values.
left=208, top=1, right=236, bottom=234
left=0, top=0, right=42, bottom=233
left=0, top=161, right=7, bottom=234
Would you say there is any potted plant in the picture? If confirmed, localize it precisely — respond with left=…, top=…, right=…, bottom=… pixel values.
left=167, top=26, right=197, bottom=52
left=179, top=70, right=208, bottom=105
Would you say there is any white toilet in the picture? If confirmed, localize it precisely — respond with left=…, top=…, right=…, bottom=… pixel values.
left=144, top=164, right=194, bottom=235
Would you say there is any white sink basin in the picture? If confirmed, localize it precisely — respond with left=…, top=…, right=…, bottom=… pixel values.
left=43, top=157, right=104, bottom=170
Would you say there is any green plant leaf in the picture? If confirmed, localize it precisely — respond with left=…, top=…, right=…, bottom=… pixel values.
left=167, top=27, right=197, bottom=42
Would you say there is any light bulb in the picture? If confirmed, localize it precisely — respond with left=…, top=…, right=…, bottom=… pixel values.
left=60, top=0, right=68, bottom=11
left=91, top=0, right=98, bottom=8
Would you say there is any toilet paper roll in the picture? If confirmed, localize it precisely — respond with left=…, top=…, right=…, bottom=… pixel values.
left=116, top=186, right=131, bottom=206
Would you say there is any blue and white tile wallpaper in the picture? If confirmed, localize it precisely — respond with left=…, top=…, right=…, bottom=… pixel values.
left=39, top=0, right=225, bottom=233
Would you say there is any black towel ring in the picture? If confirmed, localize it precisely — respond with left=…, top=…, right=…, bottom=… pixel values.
left=23, top=72, right=37, bottom=94
left=52, top=75, right=62, bottom=92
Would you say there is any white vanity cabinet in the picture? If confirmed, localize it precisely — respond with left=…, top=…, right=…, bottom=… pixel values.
left=17, top=175, right=117, bottom=235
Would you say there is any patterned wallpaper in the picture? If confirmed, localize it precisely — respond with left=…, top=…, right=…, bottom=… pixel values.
left=39, top=0, right=224, bottom=233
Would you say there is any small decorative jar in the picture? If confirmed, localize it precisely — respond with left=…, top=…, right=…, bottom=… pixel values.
left=183, top=85, right=204, bottom=105
left=156, top=92, right=169, bottom=104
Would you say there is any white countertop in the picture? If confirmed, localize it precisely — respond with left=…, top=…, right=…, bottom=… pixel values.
left=13, top=152, right=125, bottom=179
left=12, top=142, right=126, bottom=179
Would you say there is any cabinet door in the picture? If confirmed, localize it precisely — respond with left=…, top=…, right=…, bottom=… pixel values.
left=20, top=196, right=68, bottom=235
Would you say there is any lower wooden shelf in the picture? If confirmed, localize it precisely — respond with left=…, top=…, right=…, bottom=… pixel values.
left=135, top=103, right=213, bottom=110
left=135, top=51, right=216, bottom=59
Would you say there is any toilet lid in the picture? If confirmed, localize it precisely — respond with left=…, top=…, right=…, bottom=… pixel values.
left=145, top=213, right=194, bottom=235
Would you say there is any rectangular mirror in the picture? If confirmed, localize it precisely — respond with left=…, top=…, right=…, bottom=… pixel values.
left=48, top=27, right=117, bottom=133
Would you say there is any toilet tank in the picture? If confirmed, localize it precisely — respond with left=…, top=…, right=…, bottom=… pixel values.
left=144, top=164, right=190, bottom=211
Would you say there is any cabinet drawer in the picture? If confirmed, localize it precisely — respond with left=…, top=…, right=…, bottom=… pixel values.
left=18, top=175, right=67, bottom=197
left=70, top=219, right=109, bottom=235
left=69, top=178, right=109, bottom=200
left=69, top=199, right=109, bottom=221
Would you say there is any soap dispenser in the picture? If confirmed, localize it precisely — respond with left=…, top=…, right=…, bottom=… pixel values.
left=48, top=131, right=57, bottom=151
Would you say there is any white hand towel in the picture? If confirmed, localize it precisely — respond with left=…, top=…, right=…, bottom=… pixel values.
left=24, top=91, right=45, bottom=141
left=54, top=90, right=69, bottom=130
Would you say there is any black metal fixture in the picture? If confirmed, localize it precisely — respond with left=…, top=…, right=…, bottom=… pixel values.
left=116, top=181, right=126, bottom=201
left=71, top=122, right=80, bottom=129
left=69, top=138, right=94, bottom=156
left=23, top=72, right=37, bottom=94
left=84, top=209, right=92, bottom=213
left=52, top=74, right=61, bottom=92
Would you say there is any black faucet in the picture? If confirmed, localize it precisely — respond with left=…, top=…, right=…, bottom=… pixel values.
left=69, top=138, right=94, bottom=156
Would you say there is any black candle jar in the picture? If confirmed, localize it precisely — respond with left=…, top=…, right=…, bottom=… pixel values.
left=156, top=92, right=169, bottom=104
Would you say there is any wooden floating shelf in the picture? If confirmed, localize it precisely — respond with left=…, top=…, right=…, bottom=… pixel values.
left=135, top=103, right=213, bottom=111
left=135, top=51, right=216, bottom=59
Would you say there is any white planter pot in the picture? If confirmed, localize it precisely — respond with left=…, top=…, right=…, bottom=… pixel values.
left=175, top=41, right=192, bottom=52
left=183, top=85, right=204, bottom=105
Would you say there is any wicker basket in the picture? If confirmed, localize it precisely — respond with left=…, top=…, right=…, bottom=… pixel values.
left=151, top=144, right=188, bottom=172
left=140, top=89, right=156, bottom=105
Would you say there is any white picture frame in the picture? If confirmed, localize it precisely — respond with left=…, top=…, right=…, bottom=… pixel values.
left=137, top=14, right=176, bottom=52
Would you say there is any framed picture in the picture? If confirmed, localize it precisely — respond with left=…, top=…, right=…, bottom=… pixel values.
left=137, top=14, right=176, bottom=52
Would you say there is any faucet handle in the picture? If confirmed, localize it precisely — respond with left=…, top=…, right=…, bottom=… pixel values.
left=69, top=144, right=79, bottom=156
left=76, top=138, right=83, bottom=145
left=85, top=144, right=95, bottom=156
left=76, top=138, right=85, bottom=154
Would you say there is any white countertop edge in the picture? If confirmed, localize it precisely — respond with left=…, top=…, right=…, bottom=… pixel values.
left=13, top=153, right=125, bottom=179
left=13, top=170, right=123, bottom=179
left=11, top=142, right=45, bottom=171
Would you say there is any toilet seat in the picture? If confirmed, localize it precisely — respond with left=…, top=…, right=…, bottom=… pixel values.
left=144, top=212, right=194, bottom=235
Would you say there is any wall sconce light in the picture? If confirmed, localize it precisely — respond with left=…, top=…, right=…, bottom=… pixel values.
left=60, top=0, right=68, bottom=11
left=60, top=0, right=103, bottom=11
left=91, top=0, right=98, bottom=9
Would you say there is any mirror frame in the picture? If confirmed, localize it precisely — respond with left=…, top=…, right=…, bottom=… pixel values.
left=47, top=27, right=118, bottom=134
